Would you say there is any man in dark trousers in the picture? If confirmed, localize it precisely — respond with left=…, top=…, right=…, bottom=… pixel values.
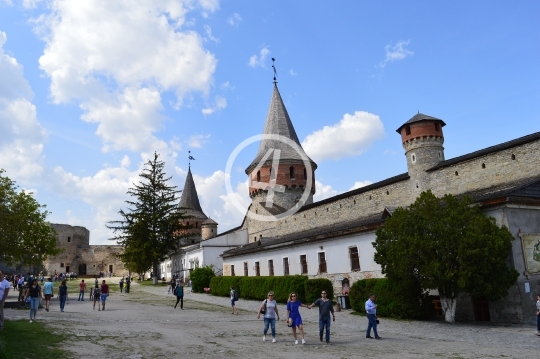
left=174, top=283, right=184, bottom=309
left=309, top=290, right=335, bottom=344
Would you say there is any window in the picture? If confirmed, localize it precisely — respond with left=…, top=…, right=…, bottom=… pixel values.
left=255, top=261, right=260, bottom=276
left=481, top=163, right=486, bottom=169
left=268, top=260, right=274, bottom=276
left=60, top=263, right=65, bottom=268
left=435, top=122, right=440, bottom=131
left=411, top=153, right=416, bottom=163
left=455, top=171, right=459, bottom=176
left=283, top=257, right=290, bottom=275
left=67, top=236, right=71, bottom=243
left=257, top=170, right=261, bottom=182
left=231, top=265, right=235, bottom=276
left=300, top=255, right=308, bottom=274
left=303, top=168, right=307, bottom=179
left=511, top=154, right=516, bottom=160
left=195, top=222, right=198, bottom=228
left=405, top=126, right=411, bottom=135
left=349, top=247, right=360, bottom=271
left=244, top=262, right=248, bottom=276
left=318, top=252, right=327, bottom=273
left=289, top=166, right=295, bottom=179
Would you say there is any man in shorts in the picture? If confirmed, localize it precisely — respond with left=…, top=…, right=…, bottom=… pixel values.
left=0, top=271, right=11, bottom=330
left=100, top=280, right=109, bottom=310
left=43, top=277, right=54, bottom=312
left=230, top=286, right=238, bottom=315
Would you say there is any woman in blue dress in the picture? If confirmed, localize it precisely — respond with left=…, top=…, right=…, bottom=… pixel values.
left=286, top=292, right=310, bottom=344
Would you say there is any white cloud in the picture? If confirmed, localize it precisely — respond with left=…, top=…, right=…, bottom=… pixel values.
left=35, top=1, right=217, bottom=153
left=0, top=31, right=46, bottom=180
left=201, top=95, right=227, bottom=115
left=22, top=0, right=42, bottom=9
left=120, top=155, right=131, bottom=168
left=248, top=47, right=270, bottom=68
left=349, top=180, right=372, bottom=191
left=290, top=69, right=297, bottom=76
left=302, top=111, right=385, bottom=162
left=204, top=25, right=219, bottom=43
left=227, top=13, right=242, bottom=26
left=380, top=40, right=413, bottom=68
left=188, top=134, right=211, bottom=148
left=313, top=180, right=338, bottom=202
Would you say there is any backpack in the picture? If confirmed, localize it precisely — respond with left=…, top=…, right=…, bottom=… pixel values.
left=233, top=290, right=239, bottom=301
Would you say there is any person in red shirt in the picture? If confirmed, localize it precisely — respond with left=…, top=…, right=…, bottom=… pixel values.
left=78, top=279, right=87, bottom=301
left=100, top=280, right=110, bottom=310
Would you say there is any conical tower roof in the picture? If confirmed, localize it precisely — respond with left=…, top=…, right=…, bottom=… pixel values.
left=178, top=168, right=207, bottom=219
left=245, top=84, right=317, bottom=174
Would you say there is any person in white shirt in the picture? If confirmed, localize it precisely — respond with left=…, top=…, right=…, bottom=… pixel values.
left=0, top=271, right=11, bottom=330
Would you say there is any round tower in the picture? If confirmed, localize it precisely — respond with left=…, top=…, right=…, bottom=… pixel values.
left=396, top=113, right=446, bottom=193
left=246, top=84, right=317, bottom=218
left=201, top=218, right=218, bottom=240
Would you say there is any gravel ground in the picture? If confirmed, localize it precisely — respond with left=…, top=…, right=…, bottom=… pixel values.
left=3, top=278, right=539, bottom=358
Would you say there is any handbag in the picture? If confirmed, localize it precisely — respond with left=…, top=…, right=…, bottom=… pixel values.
left=260, top=300, right=267, bottom=315
left=25, top=296, right=31, bottom=304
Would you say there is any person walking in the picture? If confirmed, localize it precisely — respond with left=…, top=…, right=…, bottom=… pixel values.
left=536, top=294, right=540, bottom=336
left=119, top=277, right=124, bottom=293
left=24, top=279, right=42, bottom=323
left=174, top=283, right=184, bottom=309
left=0, top=270, right=10, bottom=331
left=78, top=279, right=86, bottom=301
left=286, top=292, right=309, bottom=345
left=43, top=277, right=54, bottom=312
left=257, top=291, right=279, bottom=343
left=365, top=293, right=381, bottom=339
left=125, top=277, right=131, bottom=293
left=309, top=290, right=335, bottom=344
left=58, top=280, right=68, bottom=312
left=92, top=286, right=101, bottom=310
left=230, top=286, right=239, bottom=315
left=94, top=277, right=98, bottom=288
left=100, top=280, right=109, bottom=310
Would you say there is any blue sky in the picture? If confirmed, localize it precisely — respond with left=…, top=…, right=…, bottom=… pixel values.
left=1, top=0, right=539, bottom=244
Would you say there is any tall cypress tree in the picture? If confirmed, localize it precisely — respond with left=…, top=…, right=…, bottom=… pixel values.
left=108, top=153, right=188, bottom=284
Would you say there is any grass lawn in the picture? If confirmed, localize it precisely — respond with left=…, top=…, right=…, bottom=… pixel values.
left=0, top=320, right=69, bottom=359
left=137, top=280, right=169, bottom=287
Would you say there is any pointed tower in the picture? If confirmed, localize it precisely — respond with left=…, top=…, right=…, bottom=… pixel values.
left=178, top=168, right=213, bottom=244
left=396, top=113, right=446, bottom=194
left=246, top=84, right=317, bottom=222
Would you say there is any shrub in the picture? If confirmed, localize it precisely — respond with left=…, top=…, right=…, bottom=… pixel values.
left=304, top=278, right=334, bottom=304
left=190, top=265, right=216, bottom=293
left=209, top=275, right=308, bottom=303
left=349, top=278, right=432, bottom=319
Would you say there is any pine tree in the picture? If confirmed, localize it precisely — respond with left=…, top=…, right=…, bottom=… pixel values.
left=108, top=153, right=188, bottom=284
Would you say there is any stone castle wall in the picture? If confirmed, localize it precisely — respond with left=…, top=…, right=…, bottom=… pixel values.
left=44, top=224, right=90, bottom=274
left=74, top=245, right=125, bottom=276
left=247, top=136, right=540, bottom=242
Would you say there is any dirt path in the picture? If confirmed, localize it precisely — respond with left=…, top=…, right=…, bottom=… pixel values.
left=3, top=279, right=539, bottom=358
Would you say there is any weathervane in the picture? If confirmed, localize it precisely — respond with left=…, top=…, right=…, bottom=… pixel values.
left=272, top=57, right=278, bottom=84
left=188, top=151, right=195, bottom=168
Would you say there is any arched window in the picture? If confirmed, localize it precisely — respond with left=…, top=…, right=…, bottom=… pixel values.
left=257, top=170, right=261, bottom=182
left=289, top=166, right=295, bottom=179
left=405, top=126, right=411, bottom=135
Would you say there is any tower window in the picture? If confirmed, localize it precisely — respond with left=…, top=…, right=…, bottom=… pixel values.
left=353, top=200, right=356, bottom=205
left=369, top=195, right=372, bottom=200
left=289, top=166, right=295, bottom=179
left=435, top=122, right=440, bottom=131
left=455, top=171, right=459, bottom=176
left=386, top=191, right=389, bottom=195
left=303, top=168, right=307, bottom=179
left=405, top=126, right=411, bottom=135
left=257, top=170, right=261, bottom=182
left=411, top=153, right=416, bottom=163
left=67, top=236, right=71, bottom=243
left=481, top=163, right=486, bottom=169
left=511, top=154, right=516, bottom=160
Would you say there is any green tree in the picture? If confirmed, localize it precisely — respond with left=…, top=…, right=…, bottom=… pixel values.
left=190, top=265, right=216, bottom=293
left=0, top=170, right=62, bottom=268
left=373, top=191, right=518, bottom=323
left=107, top=153, right=189, bottom=284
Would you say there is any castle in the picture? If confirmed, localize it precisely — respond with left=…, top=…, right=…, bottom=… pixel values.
left=208, top=83, right=539, bottom=325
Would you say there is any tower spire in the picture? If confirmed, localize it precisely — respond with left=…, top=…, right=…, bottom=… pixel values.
left=188, top=151, right=195, bottom=169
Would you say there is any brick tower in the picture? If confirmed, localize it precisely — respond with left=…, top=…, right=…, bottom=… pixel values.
left=397, top=113, right=446, bottom=194
left=245, top=84, right=317, bottom=229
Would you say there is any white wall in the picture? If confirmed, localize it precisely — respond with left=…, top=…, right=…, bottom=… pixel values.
left=223, top=231, right=380, bottom=277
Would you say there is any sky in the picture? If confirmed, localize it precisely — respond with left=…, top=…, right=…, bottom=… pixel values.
left=0, top=0, right=539, bottom=244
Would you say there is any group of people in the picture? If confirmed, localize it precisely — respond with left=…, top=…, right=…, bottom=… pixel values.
left=230, top=285, right=380, bottom=345
left=118, top=276, right=131, bottom=293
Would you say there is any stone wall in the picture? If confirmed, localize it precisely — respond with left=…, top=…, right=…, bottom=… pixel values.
left=73, top=245, right=125, bottom=277
left=44, top=224, right=90, bottom=274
